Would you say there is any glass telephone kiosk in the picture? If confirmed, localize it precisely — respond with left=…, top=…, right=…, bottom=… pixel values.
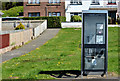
left=81, top=10, right=108, bottom=76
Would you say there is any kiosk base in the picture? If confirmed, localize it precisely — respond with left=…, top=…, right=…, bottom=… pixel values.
left=81, top=71, right=107, bottom=78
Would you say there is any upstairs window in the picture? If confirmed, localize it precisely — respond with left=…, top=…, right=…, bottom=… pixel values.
left=91, top=0, right=99, bottom=5
left=49, top=0, right=60, bottom=3
left=28, top=12, right=40, bottom=17
left=70, top=0, right=82, bottom=5
left=48, top=12, right=61, bottom=16
left=28, top=0, right=40, bottom=4
left=108, top=0, right=116, bottom=4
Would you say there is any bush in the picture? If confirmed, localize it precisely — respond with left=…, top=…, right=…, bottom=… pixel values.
left=108, top=16, right=112, bottom=24
left=71, top=15, right=82, bottom=22
left=2, top=6, right=23, bottom=17
left=15, top=23, right=25, bottom=30
left=117, top=18, right=120, bottom=24
left=21, top=16, right=66, bottom=28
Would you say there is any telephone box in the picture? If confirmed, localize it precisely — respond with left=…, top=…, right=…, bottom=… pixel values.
left=81, top=10, right=108, bottom=76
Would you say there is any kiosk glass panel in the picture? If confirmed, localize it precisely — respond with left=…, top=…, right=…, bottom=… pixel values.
left=84, top=14, right=105, bottom=44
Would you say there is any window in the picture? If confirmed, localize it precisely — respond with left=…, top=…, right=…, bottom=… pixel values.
left=28, top=12, right=40, bottom=17
left=28, top=0, right=40, bottom=4
left=92, top=0, right=99, bottom=3
left=108, top=0, right=116, bottom=4
left=48, top=12, right=61, bottom=16
left=49, top=0, right=60, bottom=3
left=70, top=0, right=82, bottom=4
left=91, top=0, right=99, bottom=5
left=36, top=0, right=40, bottom=4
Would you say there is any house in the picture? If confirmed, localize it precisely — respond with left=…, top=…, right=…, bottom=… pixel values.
left=118, top=1, right=120, bottom=18
left=24, top=0, right=65, bottom=17
left=65, top=0, right=119, bottom=24
left=0, top=11, right=4, bottom=31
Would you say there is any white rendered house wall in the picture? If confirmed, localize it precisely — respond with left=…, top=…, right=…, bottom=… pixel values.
left=0, top=12, right=3, bottom=31
left=65, top=0, right=119, bottom=22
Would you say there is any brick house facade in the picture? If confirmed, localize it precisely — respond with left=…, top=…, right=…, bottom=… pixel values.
left=24, top=0, right=65, bottom=17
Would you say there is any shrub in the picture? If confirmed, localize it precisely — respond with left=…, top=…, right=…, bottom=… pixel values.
left=15, top=22, right=25, bottom=30
left=108, top=16, right=112, bottom=24
left=21, top=16, right=66, bottom=28
left=71, top=15, right=82, bottom=22
left=117, top=18, right=120, bottom=24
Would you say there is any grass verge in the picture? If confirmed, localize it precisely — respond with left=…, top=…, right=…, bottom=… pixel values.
left=2, top=27, right=119, bottom=79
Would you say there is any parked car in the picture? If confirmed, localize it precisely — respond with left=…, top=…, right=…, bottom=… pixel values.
left=2, top=17, right=23, bottom=21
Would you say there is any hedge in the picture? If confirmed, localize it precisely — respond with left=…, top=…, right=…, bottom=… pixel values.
left=21, top=16, right=66, bottom=28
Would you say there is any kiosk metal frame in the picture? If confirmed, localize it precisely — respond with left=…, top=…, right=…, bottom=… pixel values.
left=81, top=10, right=108, bottom=77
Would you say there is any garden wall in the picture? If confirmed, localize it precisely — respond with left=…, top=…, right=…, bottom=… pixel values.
left=0, top=20, right=47, bottom=54
left=61, top=22, right=82, bottom=28
left=61, top=22, right=120, bottom=28
left=2, top=20, right=43, bottom=31
left=9, top=29, right=33, bottom=46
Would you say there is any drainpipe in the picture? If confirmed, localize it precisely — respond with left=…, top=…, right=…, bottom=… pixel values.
left=45, top=7, right=47, bottom=16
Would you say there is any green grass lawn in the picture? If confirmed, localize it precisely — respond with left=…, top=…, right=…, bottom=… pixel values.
left=2, top=27, right=119, bottom=79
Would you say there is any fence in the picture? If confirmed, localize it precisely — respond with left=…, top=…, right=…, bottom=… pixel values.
left=0, top=20, right=47, bottom=54
left=33, top=20, right=47, bottom=38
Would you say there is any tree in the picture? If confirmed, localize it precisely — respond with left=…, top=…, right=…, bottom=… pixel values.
left=2, top=2, right=23, bottom=10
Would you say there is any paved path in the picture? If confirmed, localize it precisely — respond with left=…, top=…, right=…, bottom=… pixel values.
left=0, top=29, right=60, bottom=63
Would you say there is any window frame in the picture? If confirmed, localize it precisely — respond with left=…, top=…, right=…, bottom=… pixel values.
left=70, top=0, right=82, bottom=5
left=28, top=0, right=40, bottom=4
left=91, top=0, right=100, bottom=5
left=48, top=12, right=61, bottom=16
left=49, top=0, right=60, bottom=4
left=108, top=0, right=116, bottom=4
left=28, top=12, right=40, bottom=17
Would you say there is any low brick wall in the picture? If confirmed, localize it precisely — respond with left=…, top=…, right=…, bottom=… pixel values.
left=61, top=22, right=120, bottom=28
left=0, top=20, right=47, bottom=54
left=61, top=22, right=82, bottom=28
left=10, top=29, right=33, bottom=46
